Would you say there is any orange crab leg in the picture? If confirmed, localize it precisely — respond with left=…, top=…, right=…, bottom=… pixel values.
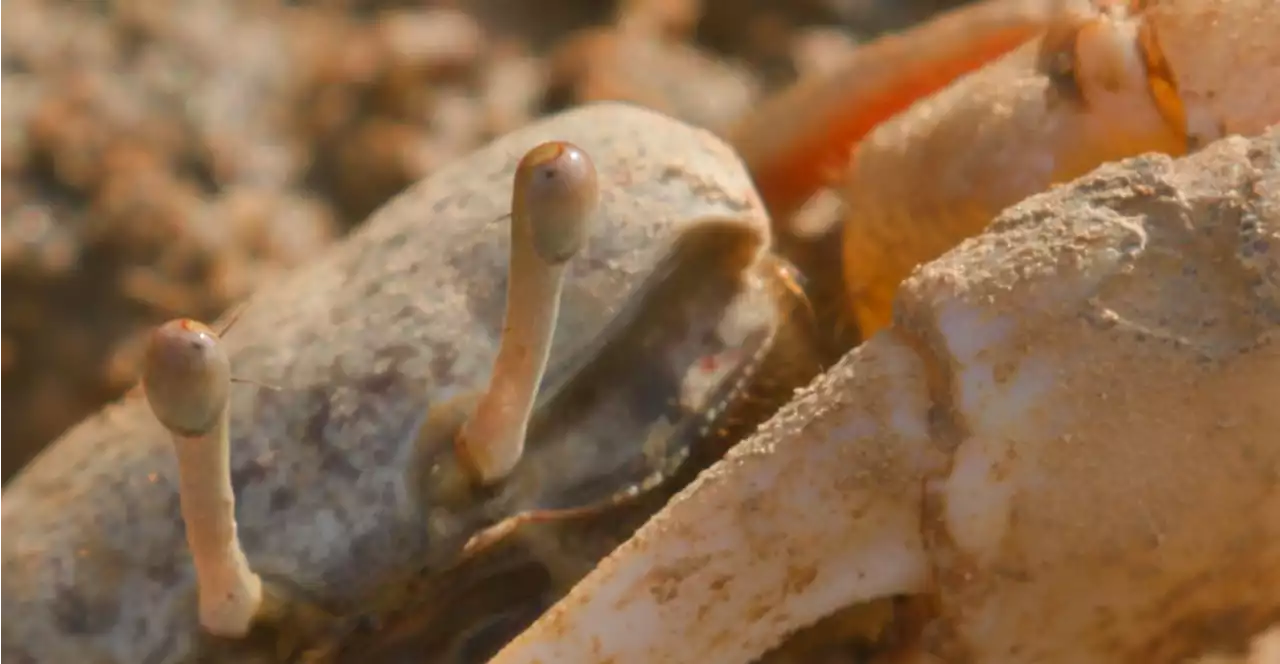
left=730, top=0, right=1057, bottom=220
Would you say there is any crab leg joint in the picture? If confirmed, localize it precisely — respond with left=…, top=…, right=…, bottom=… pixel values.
left=456, top=141, right=600, bottom=485
left=142, top=319, right=263, bottom=639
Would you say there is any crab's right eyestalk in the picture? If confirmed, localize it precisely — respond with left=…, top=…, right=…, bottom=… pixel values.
left=143, top=319, right=263, bottom=639
left=456, top=141, right=599, bottom=485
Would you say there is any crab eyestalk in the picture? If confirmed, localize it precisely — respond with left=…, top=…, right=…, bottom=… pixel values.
left=456, top=141, right=600, bottom=485
left=142, top=319, right=263, bottom=639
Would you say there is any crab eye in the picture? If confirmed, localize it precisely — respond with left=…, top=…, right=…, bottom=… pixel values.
left=514, top=141, right=599, bottom=265
left=142, top=318, right=231, bottom=437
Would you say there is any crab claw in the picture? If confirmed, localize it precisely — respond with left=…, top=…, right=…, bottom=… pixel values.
left=494, top=330, right=938, bottom=662
left=489, top=131, right=1280, bottom=663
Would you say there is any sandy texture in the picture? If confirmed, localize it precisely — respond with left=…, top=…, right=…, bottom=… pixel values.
left=893, top=126, right=1280, bottom=662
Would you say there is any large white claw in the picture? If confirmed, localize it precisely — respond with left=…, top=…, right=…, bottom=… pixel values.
left=489, top=130, right=1280, bottom=664
left=492, top=325, right=943, bottom=663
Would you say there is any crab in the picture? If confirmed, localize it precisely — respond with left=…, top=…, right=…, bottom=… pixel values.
left=2, top=96, right=841, bottom=662
left=2, top=0, right=1278, bottom=663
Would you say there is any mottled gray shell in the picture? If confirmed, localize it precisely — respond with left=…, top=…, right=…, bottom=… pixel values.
left=1, top=103, right=769, bottom=663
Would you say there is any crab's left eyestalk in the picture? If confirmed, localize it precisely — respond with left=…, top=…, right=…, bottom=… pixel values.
left=143, top=318, right=263, bottom=638
left=457, top=141, right=599, bottom=485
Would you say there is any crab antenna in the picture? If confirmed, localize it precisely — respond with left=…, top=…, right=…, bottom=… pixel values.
left=456, top=141, right=599, bottom=485
left=142, top=318, right=263, bottom=638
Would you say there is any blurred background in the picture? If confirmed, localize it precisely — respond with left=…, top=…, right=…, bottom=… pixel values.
left=2, top=0, right=967, bottom=483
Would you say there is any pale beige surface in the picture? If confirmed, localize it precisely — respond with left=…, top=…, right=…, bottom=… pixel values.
left=894, top=126, right=1280, bottom=663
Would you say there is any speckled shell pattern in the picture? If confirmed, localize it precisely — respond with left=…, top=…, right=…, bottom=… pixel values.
left=0, top=102, right=770, bottom=663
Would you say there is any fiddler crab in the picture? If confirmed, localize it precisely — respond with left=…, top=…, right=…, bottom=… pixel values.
left=3, top=0, right=1278, bottom=662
